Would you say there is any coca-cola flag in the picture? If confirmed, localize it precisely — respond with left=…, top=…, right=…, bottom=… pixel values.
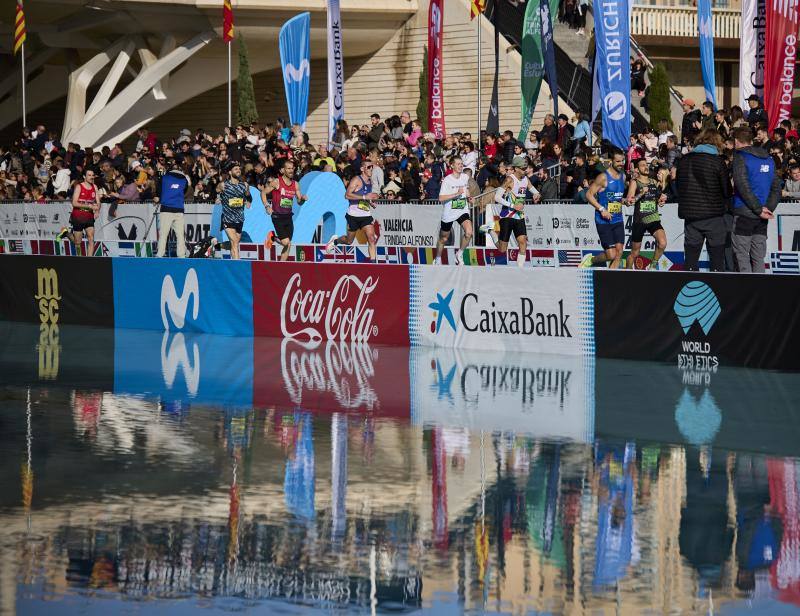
left=765, top=0, right=799, bottom=130
left=252, top=262, right=410, bottom=345
left=428, top=0, right=446, bottom=139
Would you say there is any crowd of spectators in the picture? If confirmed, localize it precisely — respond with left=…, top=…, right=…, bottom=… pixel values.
left=2, top=99, right=800, bottom=207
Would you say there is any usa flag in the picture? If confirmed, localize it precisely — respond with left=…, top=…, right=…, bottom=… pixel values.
left=558, top=250, right=582, bottom=267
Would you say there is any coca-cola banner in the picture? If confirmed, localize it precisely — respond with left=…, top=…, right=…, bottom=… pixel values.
left=251, top=262, right=411, bottom=345
left=427, top=0, right=446, bottom=139
left=765, top=0, right=799, bottom=130
left=408, top=266, right=594, bottom=355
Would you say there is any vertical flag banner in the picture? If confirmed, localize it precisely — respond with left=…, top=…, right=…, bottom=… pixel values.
left=541, top=0, right=559, bottom=118
left=764, top=0, right=799, bottom=130
left=594, top=0, right=631, bottom=150
left=222, top=0, right=234, bottom=42
left=518, top=0, right=544, bottom=141
left=428, top=0, right=446, bottom=139
left=14, top=0, right=26, bottom=54
left=471, top=0, right=486, bottom=19
left=486, top=0, right=500, bottom=133
left=697, top=0, right=717, bottom=108
left=279, top=13, right=311, bottom=128
left=326, top=0, right=345, bottom=143
left=740, top=0, right=766, bottom=110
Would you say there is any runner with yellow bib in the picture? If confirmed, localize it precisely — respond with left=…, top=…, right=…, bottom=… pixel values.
left=219, top=161, right=252, bottom=260
left=580, top=149, right=626, bottom=269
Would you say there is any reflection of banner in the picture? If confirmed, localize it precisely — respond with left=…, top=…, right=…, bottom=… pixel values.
left=279, top=12, right=311, bottom=128
left=764, top=0, right=799, bottom=130
left=428, top=0, right=446, bottom=139
left=408, top=266, right=593, bottom=355
left=518, top=0, right=544, bottom=141
left=740, top=0, right=766, bottom=110
left=326, top=0, right=345, bottom=143
left=697, top=0, right=717, bottom=108
left=594, top=0, right=630, bottom=149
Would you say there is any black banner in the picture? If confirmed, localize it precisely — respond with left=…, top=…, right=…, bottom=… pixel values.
left=593, top=270, right=800, bottom=370
left=486, top=0, right=500, bottom=134
left=0, top=255, right=114, bottom=327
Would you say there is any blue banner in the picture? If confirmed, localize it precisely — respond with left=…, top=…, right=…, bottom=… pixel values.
left=279, top=12, right=311, bottom=128
left=697, top=0, right=717, bottom=109
left=594, top=0, right=630, bottom=150
left=541, top=0, right=558, bottom=118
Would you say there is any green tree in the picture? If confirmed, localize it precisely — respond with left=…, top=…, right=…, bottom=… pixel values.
left=416, top=46, right=429, bottom=131
left=647, top=63, right=672, bottom=130
left=236, top=33, right=259, bottom=126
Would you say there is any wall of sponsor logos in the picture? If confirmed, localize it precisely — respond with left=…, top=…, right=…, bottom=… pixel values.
left=0, top=255, right=798, bottom=370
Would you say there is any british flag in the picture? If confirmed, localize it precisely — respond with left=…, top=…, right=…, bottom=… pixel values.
left=336, top=245, right=356, bottom=263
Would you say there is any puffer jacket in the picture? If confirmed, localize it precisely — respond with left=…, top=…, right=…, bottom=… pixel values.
left=676, top=147, right=731, bottom=221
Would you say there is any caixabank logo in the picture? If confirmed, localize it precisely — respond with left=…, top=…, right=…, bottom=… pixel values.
left=673, top=281, right=721, bottom=370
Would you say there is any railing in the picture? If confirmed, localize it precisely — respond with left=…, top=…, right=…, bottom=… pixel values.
left=630, top=6, right=740, bottom=39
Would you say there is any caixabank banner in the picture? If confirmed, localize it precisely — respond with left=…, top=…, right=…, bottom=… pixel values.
left=593, top=271, right=800, bottom=370
left=409, top=266, right=595, bottom=355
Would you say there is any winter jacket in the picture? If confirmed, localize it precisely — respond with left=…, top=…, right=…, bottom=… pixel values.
left=681, top=109, right=701, bottom=144
left=747, top=106, right=768, bottom=129
left=731, top=146, right=780, bottom=220
left=676, top=146, right=731, bottom=221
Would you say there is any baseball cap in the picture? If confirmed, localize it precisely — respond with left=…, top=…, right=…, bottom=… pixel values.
left=511, top=155, right=528, bottom=168
left=682, top=98, right=695, bottom=107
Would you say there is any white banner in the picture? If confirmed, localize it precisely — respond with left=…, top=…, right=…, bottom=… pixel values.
left=326, top=0, right=345, bottom=143
left=408, top=266, right=594, bottom=355
left=0, top=203, right=71, bottom=240
left=740, top=0, right=765, bottom=110
left=370, top=202, right=442, bottom=248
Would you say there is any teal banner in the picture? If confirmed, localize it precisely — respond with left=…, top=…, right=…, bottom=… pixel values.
left=518, top=0, right=544, bottom=141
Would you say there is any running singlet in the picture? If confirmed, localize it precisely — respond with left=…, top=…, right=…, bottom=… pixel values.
left=439, top=173, right=470, bottom=223
left=220, top=181, right=250, bottom=224
left=347, top=176, right=373, bottom=218
left=72, top=183, right=96, bottom=222
left=272, top=177, right=297, bottom=217
left=500, top=176, right=530, bottom=220
left=633, top=179, right=662, bottom=225
left=596, top=170, right=625, bottom=225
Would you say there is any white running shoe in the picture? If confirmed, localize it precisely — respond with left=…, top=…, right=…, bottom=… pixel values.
left=478, top=223, right=492, bottom=233
left=579, top=254, right=594, bottom=269
left=325, top=235, right=338, bottom=254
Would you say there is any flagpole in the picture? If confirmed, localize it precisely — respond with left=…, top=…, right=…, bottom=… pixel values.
left=21, top=42, right=26, bottom=127
left=227, top=41, right=232, bottom=127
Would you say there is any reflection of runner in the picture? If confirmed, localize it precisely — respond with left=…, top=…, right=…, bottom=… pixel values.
left=581, top=150, right=626, bottom=269
left=435, top=157, right=473, bottom=265
left=262, top=160, right=307, bottom=262
left=325, top=162, right=379, bottom=262
left=219, top=162, right=252, bottom=260
left=626, top=159, right=667, bottom=270
left=59, top=170, right=101, bottom=256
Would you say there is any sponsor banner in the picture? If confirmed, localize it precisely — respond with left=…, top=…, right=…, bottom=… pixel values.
left=411, top=346, right=593, bottom=442
left=114, top=329, right=253, bottom=407
left=594, top=0, right=631, bottom=150
left=94, top=202, right=158, bottom=245
left=541, top=0, right=559, bottom=117
left=253, top=337, right=410, bottom=418
left=740, top=0, right=766, bottom=110
left=0, top=202, right=71, bottom=240
left=593, top=270, right=800, bottom=370
left=112, top=259, right=253, bottom=336
left=409, top=266, right=594, bottom=355
left=0, top=254, right=114, bottom=327
left=279, top=12, right=311, bottom=128
left=764, top=0, right=799, bottom=130
left=326, top=0, right=345, bottom=143
left=427, top=0, right=446, bottom=139
left=251, top=262, right=410, bottom=344
left=370, top=202, right=442, bottom=248
left=518, top=0, right=544, bottom=141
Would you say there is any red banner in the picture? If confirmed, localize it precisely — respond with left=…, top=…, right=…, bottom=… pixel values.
left=765, top=0, right=799, bottom=130
left=428, top=0, right=446, bottom=139
left=252, top=262, right=410, bottom=345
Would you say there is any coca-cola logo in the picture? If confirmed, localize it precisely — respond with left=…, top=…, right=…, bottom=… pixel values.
left=280, top=272, right=379, bottom=342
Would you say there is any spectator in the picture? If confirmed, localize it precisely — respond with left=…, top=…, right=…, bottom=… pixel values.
left=746, top=95, right=768, bottom=129
left=680, top=99, right=701, bottom=146
left=783, top=164, right=800, bottom=199
left=540, top=114, right=558, bottom=144
left=631, top=59, right=646, bottom=97
left=367, top=113, right=385, bottom=149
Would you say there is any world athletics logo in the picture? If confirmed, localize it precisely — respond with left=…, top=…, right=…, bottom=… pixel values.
left=673, top=281, right=721, bottom=335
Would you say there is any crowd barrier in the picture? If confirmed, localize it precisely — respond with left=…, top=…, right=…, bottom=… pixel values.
left=4, top=200, right=800, bottom=271
left=2, top=255, right=799, bottom=370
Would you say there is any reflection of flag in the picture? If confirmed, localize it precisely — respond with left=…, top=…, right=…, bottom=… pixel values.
left=770, top=252, right=800, bottom=274
left=14, top=1, right=26, bottom=55
left=223, top=0, right=235, bottom=43
left=470, top=0, right=486, bottom=19
left=558, top=250, right=582, bottom=267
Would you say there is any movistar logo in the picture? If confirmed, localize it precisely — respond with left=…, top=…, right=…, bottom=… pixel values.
left=429, top=289, right=456, bottom=333
left=284, top=59, right=310, bottom=83
left=161, top=269, right=200, bottom=330
left=674, top=281, right=721, bottom=335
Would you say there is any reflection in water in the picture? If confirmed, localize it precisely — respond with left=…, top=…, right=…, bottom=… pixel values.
left=1, top=324, right=800, bottom=614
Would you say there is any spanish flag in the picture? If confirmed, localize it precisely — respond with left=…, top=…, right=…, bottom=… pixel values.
left=14, top=0, right=26, bottom=55
left=222, top=0, right=234, bottom=43
left=470, top=0, right=486, bottom=20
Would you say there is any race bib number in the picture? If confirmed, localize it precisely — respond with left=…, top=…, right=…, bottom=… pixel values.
left=358, top=200, right=371, bottom=212
left=229, top=197, right=244, bottom=208
left=452, top=198, right=467, bottom=210
left=280, top=197, right=293, bottom=209
left=608, top=201, right=622, bottom=214
left=640, top=200, right=657, bottom=214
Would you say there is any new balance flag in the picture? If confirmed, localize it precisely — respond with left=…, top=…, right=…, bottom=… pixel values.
left=14, top=1, right=26, bottom=55
left=471, top=0, right=486, bottom=19
left=223, top=0, right=234, bottom=43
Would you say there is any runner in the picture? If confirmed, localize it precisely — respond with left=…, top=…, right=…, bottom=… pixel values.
left=261, top=159, right=308, bottom=261
left=625, top=159, right=668, bottom=270
left=580, top=149, right=626, bottom=269
left=435, top=156, right=473, bottom=265
left=325, top=160, right=379, bottom=261
left=494, top=155, right=540, bottom=267
left=58, top=169, right=101, bottom=256
left=219, top=161, right=252, bottom=260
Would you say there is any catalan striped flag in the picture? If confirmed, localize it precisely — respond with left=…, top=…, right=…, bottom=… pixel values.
left=14, top=1, right=26, bottom=55
left=470, top=0, right=486, bottom=20
left=223, top=0, right=235, bottom=43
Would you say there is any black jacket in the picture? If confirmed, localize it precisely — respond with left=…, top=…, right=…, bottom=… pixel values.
left=747, top=106, right=768, bottom=129
left=676, top=150, right=731, bottom=221
left=681, top=109, right=701, bottom=145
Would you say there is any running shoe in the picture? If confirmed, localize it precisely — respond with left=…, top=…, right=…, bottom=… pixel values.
left=478, top=223, right=492, bottom=233
left=56, top=227, right=70, bottom=240
left=325, top=235, right=338, bottom=254
left=579, top=254, right=594, bottom=269
left=265, top=231, right=275, bottom=250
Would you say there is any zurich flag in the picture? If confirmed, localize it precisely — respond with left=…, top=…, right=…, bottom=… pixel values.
left=697, top=0, right=717, bottom=109
left=594, top=0, right=630, bottom=150
left=279, top=12, right=311, bottom=128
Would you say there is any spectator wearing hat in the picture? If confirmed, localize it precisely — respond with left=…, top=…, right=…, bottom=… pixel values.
left=680, top=99, right=701, bottom=146
left=746, top=95, right=768, bottom=129
left=556, top=114, right=574, bottom=151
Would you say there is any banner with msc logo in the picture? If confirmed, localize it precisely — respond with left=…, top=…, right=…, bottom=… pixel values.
left=0, top=255, right=114, bottom=326
left=593, top=270, right=800, bottom=370
left=409, top=266, right=594, bottom=355
left=279, top=12, right=311, bottom=128
left=113, top=259, right=253, bottom=336
left=593, top=0, right=630, bottom=150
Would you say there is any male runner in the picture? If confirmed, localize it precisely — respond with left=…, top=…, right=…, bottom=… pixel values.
left=435, top=156, right=473, bottom=265
left=262, top=159, right=308, bottom=261
left=325, top=160, right=379, bottom=261
left=58, top=169, right=101, bottom=256
left=494, top=155, right=540, bottom=267
left=580, top=149, right=626, bottom=269
left=219, top=161, right=252, bottom=260
left=625, top=159, right=667, bottom=269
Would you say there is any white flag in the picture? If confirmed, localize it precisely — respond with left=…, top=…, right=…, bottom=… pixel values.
left=326, top=0, right=345, bottom=144
left=740, top=0, right=765, bottom=110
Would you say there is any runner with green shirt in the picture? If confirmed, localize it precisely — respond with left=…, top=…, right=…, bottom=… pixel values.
left=625, top=159, right=668, bottom=270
